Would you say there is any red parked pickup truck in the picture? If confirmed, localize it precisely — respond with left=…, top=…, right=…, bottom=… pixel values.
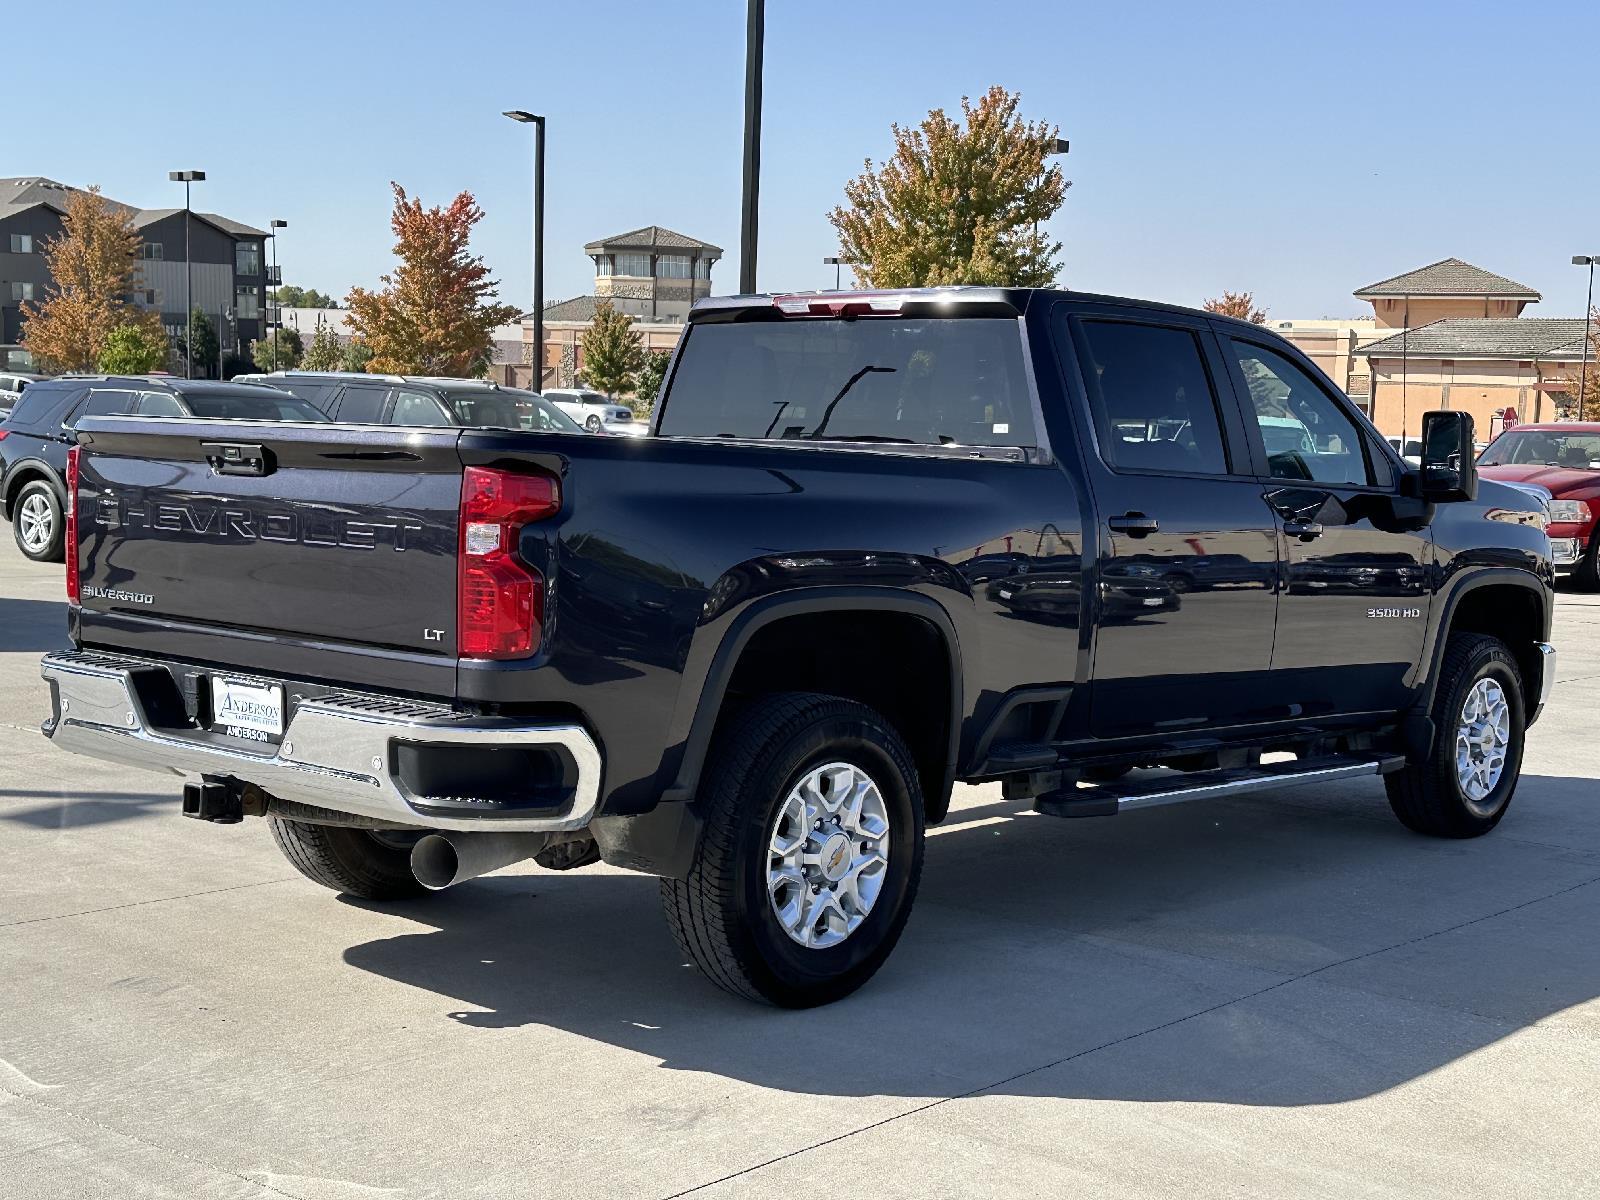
left=1478, top=422, right=1600, bottom=589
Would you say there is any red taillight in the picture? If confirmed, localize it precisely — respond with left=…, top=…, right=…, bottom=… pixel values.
left=65, top=445, right=81, bottom=604
left=0, top=429, right=11, bottom=440
left=457, top=466, right=560, bottom=659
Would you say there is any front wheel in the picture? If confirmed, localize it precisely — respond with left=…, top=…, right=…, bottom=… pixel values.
left=662, top=693, right=925, bottom=1007
left=1386, top=633, right=1525, bottom=838
left=584, top=413, right=603, bottom=432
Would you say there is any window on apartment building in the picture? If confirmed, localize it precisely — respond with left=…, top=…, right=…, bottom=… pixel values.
left=656, top=255, right=691, bottom=279
left=235, top=285, right=261, bottom=319
left=615, top=254, right=652, bottom=277
left=594, top=255, right=613, bottom=276
left=236, top=241, right=261, bottom=275
left=141, top=242, right=163, bottom=260
left=130, top=288, right=161, bottom=307
left=9, top=282, right=35, bottom=302
left=8, top=234, right=34, bottom=254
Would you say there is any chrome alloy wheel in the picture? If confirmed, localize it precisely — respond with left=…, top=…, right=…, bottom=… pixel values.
left=18, top=491, right=53, bottom=554
left=1456, top=677, right=1510, bottom=813
left=767, top=761, right=891, bottom=949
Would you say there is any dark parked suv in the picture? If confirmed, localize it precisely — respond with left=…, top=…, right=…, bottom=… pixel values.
left=237, top=372, right=585, bottom=433
left=0, top=375, right=326, bottom=561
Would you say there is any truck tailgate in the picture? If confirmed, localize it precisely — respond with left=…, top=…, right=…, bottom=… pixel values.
left=74, top=419, right=463, bottom=686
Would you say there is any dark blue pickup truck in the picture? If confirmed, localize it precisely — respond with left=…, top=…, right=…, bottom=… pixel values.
left=40, top=287, right=1556, bottom=1006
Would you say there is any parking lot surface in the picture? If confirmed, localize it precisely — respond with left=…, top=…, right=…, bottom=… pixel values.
left=3, top=532, right=1598, bottom=1199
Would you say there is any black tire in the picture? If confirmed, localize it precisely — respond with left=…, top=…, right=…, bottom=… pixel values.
left=269, top=818, right=429, bottom=900
left=1572, top=537, right=1600, bottom=592
left=12, top=479, right=65, bottom=563
left=1386, top=633, right=1525, bottom=838
left=661, top=692, right=926, bottom=1007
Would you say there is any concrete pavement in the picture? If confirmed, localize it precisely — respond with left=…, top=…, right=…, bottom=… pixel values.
left=2, top=531, right=1598, bottom=1199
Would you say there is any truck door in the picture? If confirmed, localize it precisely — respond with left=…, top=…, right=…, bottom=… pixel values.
left=1057, top=306, right=1280, bottom=739
left=1217, top=333, right=1430, bottom=716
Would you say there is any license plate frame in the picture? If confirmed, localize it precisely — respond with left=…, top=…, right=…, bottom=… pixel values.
left=210, top=676, right=285, bottom=744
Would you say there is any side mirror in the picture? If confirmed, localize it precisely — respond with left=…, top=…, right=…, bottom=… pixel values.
left=1418, top=410, right=1477, bottom=502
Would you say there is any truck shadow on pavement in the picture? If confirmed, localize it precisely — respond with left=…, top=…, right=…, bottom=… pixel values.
left=0, top=788, right=174, bottom=828
left=0, top=598, right=69, bottom=653
left=340, top=773, right=1600, bottom=1105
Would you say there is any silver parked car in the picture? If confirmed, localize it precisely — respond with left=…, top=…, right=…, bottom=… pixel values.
left=542, top=387, right=642, bottom=434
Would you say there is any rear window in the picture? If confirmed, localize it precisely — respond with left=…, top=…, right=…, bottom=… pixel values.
left=659, top=317, right=1034, bottom=447
left=181, top=390, right=329, bottom=422
left=264, top=380, right=341, bottom=412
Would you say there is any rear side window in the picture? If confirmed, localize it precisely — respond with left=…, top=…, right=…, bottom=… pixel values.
left=391, top=390, right=451, bottom=427
left=659, top=317, right=1035, bottom=447
left=181, top=390, right=329, bottom=422
left=137, top=392, right=187, bottom=417
left=268, top=381, right=340, bottom=412
left=1073, top=321, right=1231, bottom=475
left=8, top=386, right=78, bottom=427
left=333, top=385, right=390, bottom=423
left=1227, top=341, right=1373, bottom=486
left=72, top=389, right=139, bottom=425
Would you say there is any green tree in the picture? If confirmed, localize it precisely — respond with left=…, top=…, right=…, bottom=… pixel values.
left=1203, top=291, right=1268, bottom=324
left=340, top=339, right=375, bottom=373
left=579, top=301, right=645, bottom=397
left=249, top=326, right=304, bottom=371
left=277, top=284, right=338, bottom=309
left=828, top=85, right=1066, bottom=288
left=345, top=183, right=518, bottom=375
left=96, top=322, right=169, bottom=374
left=301, top=318, right=344, bottom=371
left=180, top=308, right=220, bottom=378
left=633, top=349, right=672, bottom=415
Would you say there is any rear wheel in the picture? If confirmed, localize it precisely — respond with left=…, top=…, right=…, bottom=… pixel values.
left=661, top=692, right=925, bottom=1007
left=13, top=480, right=64, bottom=563
left=1386, top=633, right=1525, bottom=838
left=269, top=819, right=429, bottom=900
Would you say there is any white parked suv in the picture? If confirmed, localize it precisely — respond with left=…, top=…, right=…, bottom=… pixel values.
left=543, top=388, right=643, bottom=435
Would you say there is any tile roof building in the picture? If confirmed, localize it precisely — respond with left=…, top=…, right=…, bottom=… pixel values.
left=0, top=176, right=273, bottom=373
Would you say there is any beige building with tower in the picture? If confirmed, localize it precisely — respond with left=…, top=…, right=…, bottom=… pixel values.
left=1273, top=258, right=1589, bottom=440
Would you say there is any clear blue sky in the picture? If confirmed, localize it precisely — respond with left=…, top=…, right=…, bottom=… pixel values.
left=11, top=0, right=1599, bottom=318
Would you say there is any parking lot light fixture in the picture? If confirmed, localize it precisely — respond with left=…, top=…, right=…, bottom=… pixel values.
left=504, top=111, right=546, bottom=390
left=269, top=220, right=287, bottom=369
left=1575, top=256, right=1597, bottom=422
left=169, top=170, right=206, bottom=378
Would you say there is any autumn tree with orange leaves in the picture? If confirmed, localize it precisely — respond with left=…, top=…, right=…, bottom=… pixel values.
left=828, top=86, right=1067, bottom=288
left=345, top=184, right=518, bottom=376
left=1202, top=291, right=1268, bottom=324
left=21, top=186, right=165, bottom=373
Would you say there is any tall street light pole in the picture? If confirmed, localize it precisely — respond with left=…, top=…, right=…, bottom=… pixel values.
left=269, top=219, right=287, bottom=368
left=739, top=0, right=764, bottom=294
left=504, top=110, right=546, bottom=389
left=1574, top=255, right=1597, bottom=422
left=169, top=170, right=205, bottom=378
left=824, top=256, right=846, bottom=290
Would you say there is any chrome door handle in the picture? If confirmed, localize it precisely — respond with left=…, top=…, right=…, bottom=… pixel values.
left=1108, top=513, right=1159, bottom=537
left=1284, top=520, right=1324, bottom=541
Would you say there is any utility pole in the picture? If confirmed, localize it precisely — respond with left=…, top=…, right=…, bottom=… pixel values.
left=738, top=0, right=764, bottom=294
left=1574, top=256, right=1597, bottom=422
left=169, top=170, right=205, bottom=378
left=269, top=220, right=287, bottom=368
left=503, top=110, right=546, bottom=388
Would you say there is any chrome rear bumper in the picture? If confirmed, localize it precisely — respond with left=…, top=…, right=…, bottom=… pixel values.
left=40, top=650, right=601, bottom=832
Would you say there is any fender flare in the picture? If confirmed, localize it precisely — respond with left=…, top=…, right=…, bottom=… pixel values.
left=1410, top=566, right=1551, bottom=736
left=2, top=458, right=64, bottom=517
left=659, top=587, right=965, bottom=812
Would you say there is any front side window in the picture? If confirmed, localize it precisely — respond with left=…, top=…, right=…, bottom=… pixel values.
left=1073, top=320, right=1231, bottom=475
left=615, top=253, right=652, bottom=277
left=236, top=241, right=261, bottom=275
left=660, top=317, right=1034, bottom=448
left=1479, top=430, right=1600, bottom=469
left=234, top=285, right=261, bottom=319
left=1229, top=341, right=1372, bottom=486
left=9, top=234, right=33, bottom=254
